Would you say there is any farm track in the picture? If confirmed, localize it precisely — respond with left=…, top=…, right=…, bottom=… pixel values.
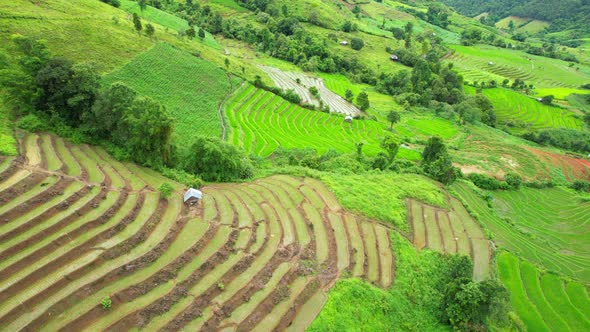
left=0, top=133, right=395, bottom=331
left=407, top=198, right=491, bottom=280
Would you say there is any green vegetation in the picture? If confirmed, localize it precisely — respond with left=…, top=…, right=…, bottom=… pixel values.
left=100, top=297, right=113, bottom=311
left=103, top=43, right=237, bottom=140
left=497, top=251, right=590, bottom=332
left=320, top=173, right=446, bottom=229
left=453, top=182, right=590, bottom=283
left=311, top=232, right=509, bottom=331
left=226, top=84, right=388, bottom=157
left=470, top=87, right=582, bottom=132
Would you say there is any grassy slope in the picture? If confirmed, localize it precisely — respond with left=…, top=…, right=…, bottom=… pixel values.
left=320, top=172, right=446, bottom=230
left=103, top=42, right=238, bottom=141
left=309, top=231, right=452, bottom=332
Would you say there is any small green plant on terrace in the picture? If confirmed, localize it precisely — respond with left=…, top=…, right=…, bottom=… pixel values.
left=217, top=282, right=225, bottom=291
left=101, top=296, right=112, bottom=310
left=159, top=183, right=174, bottom=199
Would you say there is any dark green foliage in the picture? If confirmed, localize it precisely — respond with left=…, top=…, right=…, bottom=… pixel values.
left=99, top=0, right=120, bottom=7
left=541, top=95, right=554, bottom=105
left=145, top=23, right=155, bottom=37
left=345, top=89, right=354, bottom=102
left=350, top=38, right=365, bottom=51
left=356, top=92, right=370, bottom=111
left=422, top=136, right=458, bottom=184
left=341, top=20, right=358, bottom=32
left=522, top=128, right=590, bottom=153
left=132, top=13, right=142, bottom=32
left=83, top=82, right=137, bottom=139
left=387, top=110, right=401, bottom=128
left=467, top=173, right=506, bottom=190
left=584, top=113, right=590, bottom=127
left=454, top=95, right=496, bottom=126
left=571, top=180, right=590, bottom=192
left=182, top=136, right=253, bottom=182
left=35, top=59, right=100, bottom=126
left=198, top=28, right=205, bottom=39
left=186, top=27, right=196, bottom=39
left=116, top=96, right=173, bottom=166
left=505, top=173, right=522, bottom=189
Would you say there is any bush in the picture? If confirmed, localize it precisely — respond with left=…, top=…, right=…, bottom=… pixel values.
left=0, top=134, right=17, bottom=156
left=467, top=173, right=507, bottom=190
left=182, top=136, right=253, bottom=182
left=158, top=183, right=174, bottom=199
left=101, top=297, right=112, bottom=310
left=17, top=114, right=47, bottom=132
left=571, top=180, right=590, bottom=192
left=504, top=173, right=522, bottom=189
left=350, top=38, right=365, bottom=51
left=160, top=167, right=203, bottom=188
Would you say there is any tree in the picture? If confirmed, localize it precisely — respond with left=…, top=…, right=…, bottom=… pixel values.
left=186, top=27, right=196, bottom=39
left=158, top=183, right=174, bottom=199
left=35, top=58, right=100, bottom=126
left=387, top=110, right=401, bottom=128
left=117, top=96, right=173, bottom=166
left=380, top=134, right=400, bottom=164
left=584, top=113, right=590, bottom=127
left=198, top=28, right=205, bottom=39
left=145, top=23, right=155, bottom=37
left=138, top=0, right=147, bottom=11
left=132, top=13, right=142, bottom=33
left=85, top=82, right=137, bottom=138
left=282, top=4, right=288, bottom=16
left=356, top=92, right=370, bottom=111
left=421, top=136, right=457, bottom=184
left=345, top=89, right=354, bottom=102
left=541, top=95, right=554, bottom=105
left=350, top=38, right=365, bottom=50
left=224, top=58, right=230, bottom=68
left=183, top=136, right=253, bottom=182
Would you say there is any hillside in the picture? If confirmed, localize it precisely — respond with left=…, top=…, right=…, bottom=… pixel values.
left=1, top=0, right=590, bottom=331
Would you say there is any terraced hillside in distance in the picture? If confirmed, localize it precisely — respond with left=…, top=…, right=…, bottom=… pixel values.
left=452, top=181, right=590, bottom=283
left=0, top=133, right=394, bottom=331
left=225, top=84, right=394, bottom=158
left=260, top=66, right=361, bottom=116
left=468, top=87, right=583, bottom=132
left=407, top=198, right=491, bottom=280
left=497, top=251, right=590, bottom=332
left=445, top=45, right=590, bottom=89
left=526, top=147, right=590, bottom=181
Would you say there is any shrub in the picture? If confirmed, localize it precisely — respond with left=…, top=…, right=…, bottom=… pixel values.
left=571, top=180, right=590, bottom=192
left=182, top=136, right=253, bottom=182
left=101, top=297, right=112, bottom=310
left=0, top=134, right=17, bottom=156
left=158, top=183, right=174, bottom=199
left=504, top=173, right=522, bottom=189
left=160, top=167, right=203, bottom=188
left=17, top=114, right=47, bottom=132
left=467, top=173, right=506, bottom=190
left=350, top=38, right=365, bottom=51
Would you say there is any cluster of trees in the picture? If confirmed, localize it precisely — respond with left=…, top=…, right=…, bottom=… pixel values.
left=467, top=172, right=523, bottom=190
left=421, top=136, right=459, bottom=185
left=440, top=255, right=510, bottom=331
left=1, top=36, right=252, bottom=183
left=398, top=5, right=451, bottom=29
left=99, top=0, right=121, bottom=7
left=522, top=128, right=590, bottom=154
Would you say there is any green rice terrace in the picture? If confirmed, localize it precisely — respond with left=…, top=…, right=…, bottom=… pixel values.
left=1, top=0, right=590, bottom=330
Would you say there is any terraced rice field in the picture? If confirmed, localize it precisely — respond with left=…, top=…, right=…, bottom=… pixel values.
left=497, top=252, right=590, bottom=332
left=453, top=182, right=590, bottom=283
left=453, top=126, right=553, bottom=181
left=0, top=133, right=394, bottom=331
left=407, top=198, right=491, bottom=280
left=226, top=84, right=387, bottom=157
left=260, top=66, right=361, bottom=116
left=476, top=88, right=582, bottom=132
left=445, top=45, right=590, bottom=89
